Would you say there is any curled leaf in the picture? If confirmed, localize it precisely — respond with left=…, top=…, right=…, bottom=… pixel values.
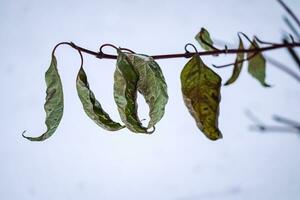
left=247, top=40, right=271, bottom=87
left=224, top=37, right=245, bottom=85
left=126, top=54, right=168, bottom=129
left=23, top=55, right=64, bottom=141
left=113, top=51, right=148, bottom=133
left=76, top=66, right=124, bottom=131
left=180, top=55, right=222, bottom=140
left=195, top=27, right=214, bottom=51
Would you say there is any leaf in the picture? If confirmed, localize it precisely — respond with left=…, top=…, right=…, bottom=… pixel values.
left=195, top=27, right=214, bottom=51
left=224, top=37, right=245, bottom=85
left=247, top=40, right=271, bottom=87
left=23, top=55, right=64, bottom=141
left=180, top=55, right=222, bottom=140
left=113, top=51, right=149, bottom=133
left=76, top=66, right=124, bottom=131
left=126, top=53, right=168, bottom=129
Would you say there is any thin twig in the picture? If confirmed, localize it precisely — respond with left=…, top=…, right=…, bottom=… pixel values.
left=273, top=115, right=300, bottom=129
left=254, top=36, right=280, bottom=46
left=283, top=38, right=300, bottom=71
left=277, top=0, right=300, bottom=29
left=212, top=52, right=258, bottom=68
left=250, top=125, right=300, bottom=133
left=283, top=16, right=300, bottom=40
left=265, top=56, right=300, bottom=82
left=67, top=41, right=300, bottom=60
left=52, top=42, right=300, bottom=81
left=246, top=110, right=300, bottom=134
left=238, top=32, right=256, bottom=46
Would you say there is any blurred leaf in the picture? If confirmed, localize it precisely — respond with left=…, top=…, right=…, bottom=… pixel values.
left=126, top=54, right=168, bottom=129
left=195, top=27, right=214, bottom=51
left=114, top=51, right=148, bottom=133
left=225, top=37, right=245, bottom=85
left=23, top=55, right=64, bottom=141
left=180, top=55, right=222, bottom=140
left=76, top=66, right=124, bottom=131
left=247, top=40, right=271, bottom=87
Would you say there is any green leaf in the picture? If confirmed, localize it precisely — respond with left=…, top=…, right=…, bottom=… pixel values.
left=195, top=27, right=214, bottom=51
left=23, top=55, right=64, bottom=141
left=76, top=66, right=124, bottom=131
left=126, top=53, right=168, bottom=129
left=224, top=37, right=245, bottom=85
left=247, top=40, right=270, bottom=87
left=180, top=55, right=222, bottom=140
left=113, top=51, right=149, bottom=133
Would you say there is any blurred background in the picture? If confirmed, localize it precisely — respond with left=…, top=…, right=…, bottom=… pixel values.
left=1, top=0, right=300, bottom=199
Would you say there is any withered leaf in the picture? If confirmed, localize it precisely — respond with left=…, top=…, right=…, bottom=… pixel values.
left=195, top=27, right=214, bottom=51
left=23, top=55, right=64, bottom=141
left=76, top=66, right=124, bottom=131
left=247, top=40, right=270, bottom=87
left=180, top=55, right=222, bottom=140
left=126, top=53, right=168, bottom=129
left=113, top=51, right=149, bottom=133
left=225, top=37, right=245, bottom=85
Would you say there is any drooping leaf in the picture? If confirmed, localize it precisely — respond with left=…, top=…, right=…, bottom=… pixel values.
left=126, top=53, right=168, bottom=129
left=180, top=55, right=222, bottom=140
left=76, top=66, right=124, bottom=131
left=23, top=55, right=64, bottom=141
left=247, top=40, right=271, bottom=87
left=224, top=37, right=245, bottom=85
left=195, top=27, right=214, bottom=51
left=113, top=51, right=149, bottom=133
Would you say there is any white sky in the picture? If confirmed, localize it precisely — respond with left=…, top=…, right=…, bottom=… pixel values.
left=1, top=0, right=300, bottom=199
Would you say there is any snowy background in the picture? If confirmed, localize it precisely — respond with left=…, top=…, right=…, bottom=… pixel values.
left=1, top=0, right=300, bottom=199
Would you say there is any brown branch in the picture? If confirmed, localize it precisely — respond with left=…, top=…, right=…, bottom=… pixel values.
left=212, top=51, right=258, bottom=68
left=66, top=41, right=300, bottom=60
left=52, top=41, right=300, bottom=83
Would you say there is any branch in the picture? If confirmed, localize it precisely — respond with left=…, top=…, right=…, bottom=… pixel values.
left=283, top=16, right=300, bottom=40
left=283, top=38, right=300, bottom=71
left=273, top=115, right=300, bottom=129
left=246, top=110, right=300, bottom=134
left=277, top=0, right=300, bottom=29
left=266, top=56, right=300, bottom=82
left=66, top=41, right=300, bottom=60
